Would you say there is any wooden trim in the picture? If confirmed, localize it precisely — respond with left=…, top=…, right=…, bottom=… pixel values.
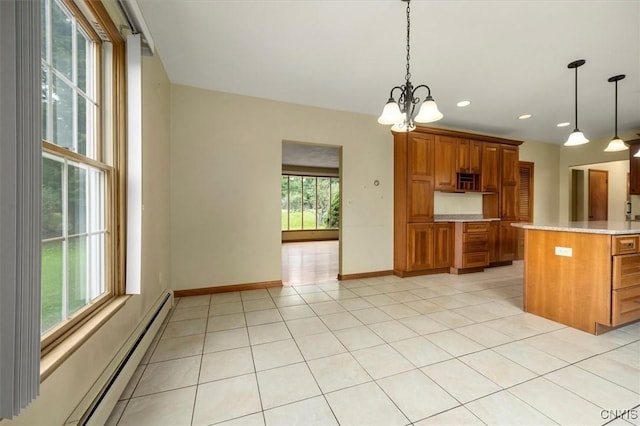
left=42, top=141, right=113, bottom=172
left=403, top=126, right=523, bottom=146
left=488, top=260, right=514, bottom=267
left=393, top=267, right=449, bottom=278
left=282, top=165, right=339, bottom=177
left=174, top=281, right=283, bottom=297
left=338, top=270, right=394, bottom=280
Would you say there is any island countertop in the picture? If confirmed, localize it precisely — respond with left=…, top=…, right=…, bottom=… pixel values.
left=513, top=220, right=640, bottom=235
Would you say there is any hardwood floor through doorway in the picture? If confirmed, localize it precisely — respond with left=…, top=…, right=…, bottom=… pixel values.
left=281, top=240, right=338, bottom=286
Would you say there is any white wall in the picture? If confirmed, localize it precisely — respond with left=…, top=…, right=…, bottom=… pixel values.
left=571, top=160, right=629, bottom=222
left=1, top=54, right=172, bottom=426
left=519, top=139, right=562, bottom=223
left=434, top=192, right=483, bottom=214
left=170, top=86, right=394, bottom=289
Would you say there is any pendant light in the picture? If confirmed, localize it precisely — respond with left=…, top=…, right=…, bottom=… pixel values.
left=564, top=59, right=589, bottom=146
left=378, top=0, right=443, bottom=132
left=604, top=74, right=627, bottom=152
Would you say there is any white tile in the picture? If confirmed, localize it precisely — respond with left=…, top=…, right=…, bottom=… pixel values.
left=493, top=341, right=568, bottom=375
left=334, top=325, right=385, bottom=351
left=414, top=406, right=483, bottom=426
left=256, top=363, right=321, bottom=409
left=387, top=291, right=422, bottom=303
left=176, top=295, right=210, bottom=308
left=391, top=336, right=453, bottom=367
left=211, top=302, right=244, bottom=316
left=268, top=286, right=298, bottom=297
left=307, top=353, right=372, bottom=393
left=425, top=330, right=484, bottom=357
left=216, top=413, right=265, bottom=426
left=400, top=316, right=449, bottom=335
left=422, top=359, right=501, bottom=403
left=150, top=334, right=204, bottom=362
left=319, top=312, right=362, bottom=331
left=428, top=310, right=476, bottom=328
left=379, top=303, right=421, bottom=319
left=245, top=308, right=283, bottom=326
left=325, top=382, right=409, bottom=426
left=203, top=328, right=249, bottom=353
left=241, top=288, right=271, bottom=300
left=325, top=288, right=358, bottom=300
left=300, top=292, right=333, bottom=303
left=294, top=331, right=346, bottom=360
left=377, top=369, right=459, bottom=422
left=309, top=301, right=345, bottom=315
left=404, top=300, right=445, bottom=314
left=200, top=347, right=255, bottom=383
left=351, top=344, right=414, bottom=380
left=460, top=349, right=536, bottom=388
left=273, top=294, right=306, bottom=307
left=455, top=323, right=513, bottom=347
left=243, top=298, right=277, bottom=312
left=133, top=356, right=200, bottom=397
left=264, top=396, right=338, bottom=426
left=523, top=332, right=600, bottom=363
left=577, top=353, right=640, bottom=394
left=251, top=339, right=303, bottom=371
left=278, top=304, right=316, bottom=320
left=211, top=292, right=241, bottom=304
left=369, top=320, right=418, bottom=342
left=509, top=377, right=604, bottom=425
left=351, top=307, right=394, bottom=324
left=363, top=294, right=397, bottom=307
left=192, top=374, right=262, bottom=425
left=294, top=284, right=323, bottom=294
left=545, top=365, right=640, bottom=410
left=248, top=322, right=291, bottom=345
left=285, top=317, right=330, bottom=337
left=161, top=317, right=207, bottom=339
left=169, top=305, right=209, bottom=322
left=465, top=390, right=555, bottom=425
left=118, top=386, right=196, bottom=426
left=351, top=286, right=382, bottom=297
left=338, top=297, right=374, bottom=311
left=207, top=312, right=246, bottom=332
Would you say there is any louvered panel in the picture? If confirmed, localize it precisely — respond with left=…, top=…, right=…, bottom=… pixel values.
left=519, top=164, right=533, bottom=222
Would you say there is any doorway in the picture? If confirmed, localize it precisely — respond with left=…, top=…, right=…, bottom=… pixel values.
left=588, top=169, right=608, bottom=221
left=281, top=141, right=341, bottom=285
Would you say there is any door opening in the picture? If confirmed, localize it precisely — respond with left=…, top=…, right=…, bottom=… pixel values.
left=588, top=169, right=608, bottom=221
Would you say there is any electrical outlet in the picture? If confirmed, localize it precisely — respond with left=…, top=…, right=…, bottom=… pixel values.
left=554, top=246, right=572, bottom=257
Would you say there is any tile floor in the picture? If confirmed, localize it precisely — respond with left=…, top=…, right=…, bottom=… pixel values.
left=107, top=262, right=640, bottom=426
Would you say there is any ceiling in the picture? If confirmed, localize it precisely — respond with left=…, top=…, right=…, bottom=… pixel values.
left=134, top=0, right=640, bottom=146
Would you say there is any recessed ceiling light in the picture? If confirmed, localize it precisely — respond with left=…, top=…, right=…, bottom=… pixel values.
left=557, top=122, right=571, bottom=127
left=456, top=100, right=470, bottom=107
left=518, top=114, right=532, bottom=120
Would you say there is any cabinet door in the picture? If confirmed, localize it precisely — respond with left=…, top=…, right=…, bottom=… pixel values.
left=434, top=223, right=453, bottom=268
left=407, top=133, right=435, bottom=222
left=457, top=139, right=470, bottom=173
left=499, top=221, right=518, bottom=261
left=488, top=221, right=499, bottom=263
left=481, top=143, right=500, bottom=192
left=407, top=223, right=434, bottom=271
left=500, top=145, right=519, bottom=220
left=501, top=184, right=519, bottom=220
left=434, top=136, right=458, bottom=191
left=469, top=140, right=482, bottom=174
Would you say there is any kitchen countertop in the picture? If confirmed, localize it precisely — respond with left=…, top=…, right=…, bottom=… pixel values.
left=433, top=214, right=500, bottom=223
left=514, top=220, right=640, bottom=235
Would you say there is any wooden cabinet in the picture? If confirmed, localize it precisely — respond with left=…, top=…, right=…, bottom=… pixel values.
left=407, top=224, right=434, bottom=271
left=481, top=143, right=500, bottom=192
left=611, top=236, right=640, bottom=326
left=627, top=139, right=640, bottom=195
left=488, top=220, right=499, bottom=263
left=457, top=139, right=482, bottom=174
left=406, top=133, right=435, bottom=222
left=452, top=222, right=489, bottom=273
left=500, top=144, right=519, bottom=221
left=434, top=136, right=458, bottom=191
left=434, top=223, right=453, bottom=268
left=499, top=221, right=518, bottom=261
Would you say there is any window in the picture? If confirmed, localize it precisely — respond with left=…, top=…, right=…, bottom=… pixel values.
left=281, top=175, right=340, bottom=230
left=40, top=0, right=124, bottom=349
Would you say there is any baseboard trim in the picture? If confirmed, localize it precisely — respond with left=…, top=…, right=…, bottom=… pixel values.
left=337, top=270, right=393, bottom=281
left=393, top=268, right=449, bottom=278
left=174, top=280, right=283, bottom=297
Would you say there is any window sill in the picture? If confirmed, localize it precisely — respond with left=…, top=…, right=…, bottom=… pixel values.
left=40, top=295, right=131, bottom=381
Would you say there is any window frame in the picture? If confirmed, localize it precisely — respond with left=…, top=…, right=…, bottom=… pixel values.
left=281, top=174, right=340, bottom=232
left=40, top=0, right=126, bottom=356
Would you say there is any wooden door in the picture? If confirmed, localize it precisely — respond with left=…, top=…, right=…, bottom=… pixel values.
left=588, top=169, right=608, bottom=221
left=481, top=143, right=500, bottom=192
left=407, top=134, right=435, bottom=222
left=434, top=136, right=458, bottom=191
left=434, top=223, right=453, bottom=268
left=407, top=223, right=434, bottom=271
left=469, top=140, right=482, bottom=174
left=517, top=162, right=534, bottom=259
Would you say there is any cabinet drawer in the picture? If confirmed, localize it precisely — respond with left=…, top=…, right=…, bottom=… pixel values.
left=611, top=285, right=640, bottom=326
left=612, top=235, right=640, bottom=255
left=463, top=232, right=488, bottom=243
left=462, top=252, right=489, bottom=268
left=613, top=254, right=640, bottom=289
left=463, top=241, right=488, bottom=253
left=463, top=222, right=489, bottom=233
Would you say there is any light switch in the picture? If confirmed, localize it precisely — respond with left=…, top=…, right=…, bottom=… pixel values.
left=554, top=246, right=573, bottom=257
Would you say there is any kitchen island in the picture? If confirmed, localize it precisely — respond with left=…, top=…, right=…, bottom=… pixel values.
left=516, top=221, right=640, bottom=334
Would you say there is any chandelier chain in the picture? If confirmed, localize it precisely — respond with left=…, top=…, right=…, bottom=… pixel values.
left=405, top=0, right=411, bottom=83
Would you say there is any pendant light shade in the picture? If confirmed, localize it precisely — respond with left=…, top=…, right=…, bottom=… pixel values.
left=603, top=74, right=627, bottom=152
left=377, top=0, right=443, bottom=132
left=564, top=59, right=589, bottom=146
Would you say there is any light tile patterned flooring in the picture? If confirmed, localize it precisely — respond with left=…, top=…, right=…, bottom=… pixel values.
left=107, top=261, right=640, bottom=425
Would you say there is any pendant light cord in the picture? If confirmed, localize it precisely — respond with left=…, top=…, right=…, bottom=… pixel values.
left=405, top=0, right=411, bottom=83
left=614, top=80, right=618, bottom=138
left=574, top=65, right=579, bottom=130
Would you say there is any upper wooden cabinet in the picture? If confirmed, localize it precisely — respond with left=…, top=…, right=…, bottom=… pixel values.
left=628, top=139, right=640, bottom=195
left=458, top=139, right=482, bottom=174
left=434, top=136, right=458, bottom=191
left=500, top=145, right=519, bottom=220
left=481, top=143, right=500, bottom=192
left=406, top=133, right=435, bottom=222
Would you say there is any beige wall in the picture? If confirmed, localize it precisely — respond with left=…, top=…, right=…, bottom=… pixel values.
left=570, top=160, right=629, bottom=222
left=434, top=192, right=483, bottom=215
left=170, top=86, right=394, bottom=289
left=1, top=54, right=172, bottom=425
left=519, top=139, right=562, bottom=223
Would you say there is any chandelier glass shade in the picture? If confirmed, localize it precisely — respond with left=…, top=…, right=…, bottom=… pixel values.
left=603, top=74, right=627, bottom=152
left=564, top=59, right=589, bottom=146
left=377, top=0, right=443, bottom=132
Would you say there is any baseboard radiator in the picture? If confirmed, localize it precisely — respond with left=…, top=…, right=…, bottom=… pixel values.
left=66, top=291, right=173, bottom=425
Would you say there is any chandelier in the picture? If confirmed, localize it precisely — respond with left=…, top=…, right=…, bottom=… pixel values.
left=377, top=0, right=443, bottom=132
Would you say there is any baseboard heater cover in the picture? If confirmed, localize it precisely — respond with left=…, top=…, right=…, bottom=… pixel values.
left=66, top=291, right=173, bottom=425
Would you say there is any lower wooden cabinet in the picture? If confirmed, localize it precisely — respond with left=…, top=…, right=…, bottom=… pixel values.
left=453, top=222, right=489, bottom=272
left=499, top=221, right=518, bottom=261
left=611, top=250, right=640, bottom=326
left=407, top=224, right=435, bottom=271
left=434, top=223, right=453, bottom=268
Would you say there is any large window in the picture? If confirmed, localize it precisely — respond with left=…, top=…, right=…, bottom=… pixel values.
left=40, top=0, right=123, bottom=347
left=281, top=175, right=340, bottom=230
